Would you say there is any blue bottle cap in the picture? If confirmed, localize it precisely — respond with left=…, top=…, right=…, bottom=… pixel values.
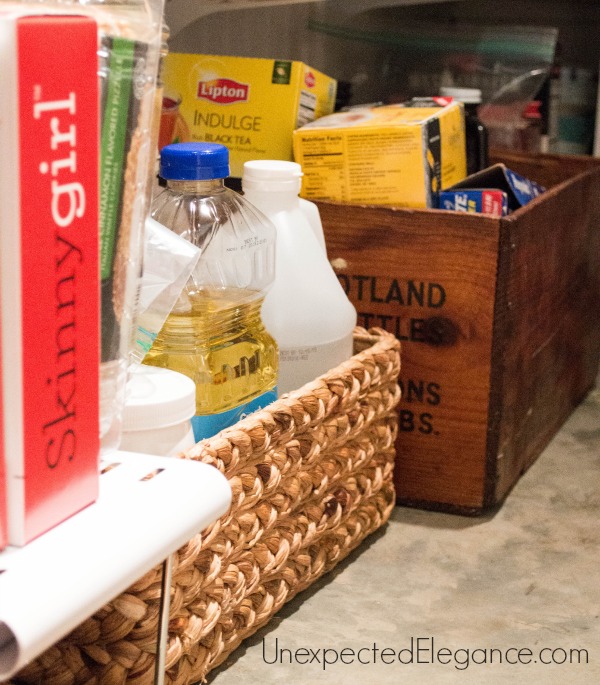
left=160, top=142, right=230, bottom=180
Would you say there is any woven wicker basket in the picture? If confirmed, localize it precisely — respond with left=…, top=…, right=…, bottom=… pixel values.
left=11, top=327, right=401, bottom=685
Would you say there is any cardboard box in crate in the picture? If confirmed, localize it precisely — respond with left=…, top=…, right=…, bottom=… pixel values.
left=318, top=152, right=600, bottom=515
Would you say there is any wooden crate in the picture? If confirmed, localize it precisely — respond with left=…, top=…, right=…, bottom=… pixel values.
left=317, top=152, right=600, bottom=515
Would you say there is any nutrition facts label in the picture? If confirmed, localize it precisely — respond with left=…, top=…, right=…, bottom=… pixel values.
left=297, top=90, right=317, bottom=128
left=300, top=128, right=425, bottom=206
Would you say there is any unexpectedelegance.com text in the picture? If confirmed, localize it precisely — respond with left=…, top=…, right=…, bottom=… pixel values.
left=261, top=636, right=591, bottom=672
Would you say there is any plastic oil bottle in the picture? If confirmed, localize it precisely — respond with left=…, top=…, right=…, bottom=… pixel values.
left=144, top=143, right=278, bottom=441
left=242, top=160, right=357, bottom=395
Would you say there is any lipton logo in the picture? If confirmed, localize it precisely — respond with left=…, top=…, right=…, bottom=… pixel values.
left=305, top=71, right=316, bottom=88
left=197, top=78, right=249, bottom=104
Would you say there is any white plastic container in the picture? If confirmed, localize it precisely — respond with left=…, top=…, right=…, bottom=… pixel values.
left=300, top=195, right=327, bottom=254
left=242, top=160, right=357, bottom=395
left=120, top=365, right=196, bottom=457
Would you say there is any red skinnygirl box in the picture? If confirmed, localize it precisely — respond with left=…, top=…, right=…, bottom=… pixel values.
left=0, top=13, right=100, bottom=545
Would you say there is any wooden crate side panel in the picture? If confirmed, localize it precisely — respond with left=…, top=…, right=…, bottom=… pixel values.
left=318, top=203, right=500, bottom=511
left=482, top=205, right=512, bottom=508
left=493, top=168, right=600, bottom=501
left=490, top=151, right=600, bottom=190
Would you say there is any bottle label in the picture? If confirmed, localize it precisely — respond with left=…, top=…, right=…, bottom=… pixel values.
left=191, top=388, right=278, bottom=442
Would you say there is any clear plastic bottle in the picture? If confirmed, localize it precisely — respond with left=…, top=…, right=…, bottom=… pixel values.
left=242, top=159, right=357, bottom=396
left=144, top=143, right=278, bottom=441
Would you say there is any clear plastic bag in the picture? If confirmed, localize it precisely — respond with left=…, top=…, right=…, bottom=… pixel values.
left=131, top=217, right=200, bottom=366
left=8, top=0, right=165, bottom=451
left=308, top=13, right=558, bottom=113
left=92, top=0, right=165, bottom=452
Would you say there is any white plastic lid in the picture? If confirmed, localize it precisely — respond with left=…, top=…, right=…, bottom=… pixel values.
left=242, top=160, right=303, bottom=193
left=439, top=87, right=482, bottom=105
left=123, top=365, right=196, bottom=432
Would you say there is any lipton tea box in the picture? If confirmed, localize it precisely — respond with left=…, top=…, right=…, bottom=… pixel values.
left=293, top=102, right=467, bottom=208
left=161, top=53, right=337, bottom=178
left=0, top=13, right=100, bottom=545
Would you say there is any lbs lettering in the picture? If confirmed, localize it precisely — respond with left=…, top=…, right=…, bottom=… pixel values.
left=398, top=380, right=441, bottom=436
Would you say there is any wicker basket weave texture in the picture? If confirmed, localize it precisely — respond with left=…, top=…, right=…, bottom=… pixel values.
left=10, top=327, right=401, bottom=685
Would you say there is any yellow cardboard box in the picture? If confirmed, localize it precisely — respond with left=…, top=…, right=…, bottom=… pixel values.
left=292, top=103, right=467, bottom=208
left=162, top=53, right=337, bottom=178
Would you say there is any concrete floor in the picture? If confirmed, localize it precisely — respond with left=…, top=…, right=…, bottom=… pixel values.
left=208, top=384, right=600, bottom=685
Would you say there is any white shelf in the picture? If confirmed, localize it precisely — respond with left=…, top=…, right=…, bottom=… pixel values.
left=0, top=451, right=232, bottom=681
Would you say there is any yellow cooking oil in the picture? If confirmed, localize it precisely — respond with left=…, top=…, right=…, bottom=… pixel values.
left=146, top=142, right=278, bottom=441
left=144, top=286, right=278, bottom=441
